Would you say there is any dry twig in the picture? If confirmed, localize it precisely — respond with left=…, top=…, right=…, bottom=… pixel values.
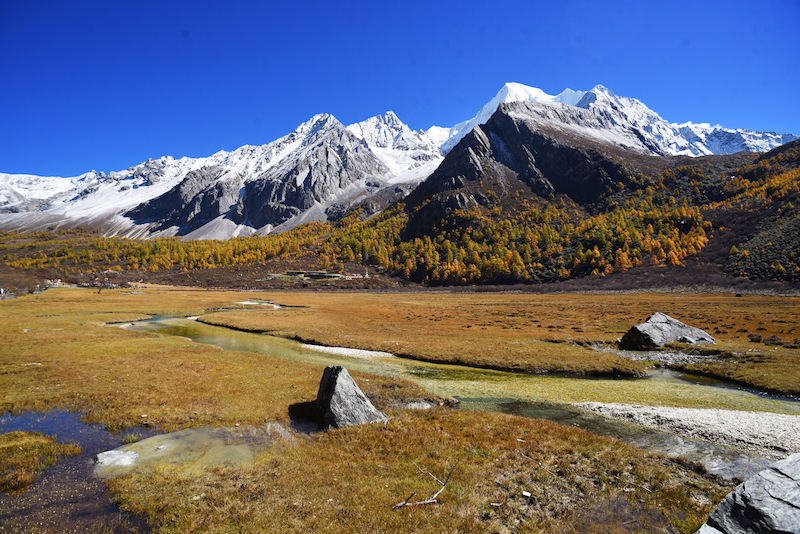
left=392, top=460, right=459, bottom=510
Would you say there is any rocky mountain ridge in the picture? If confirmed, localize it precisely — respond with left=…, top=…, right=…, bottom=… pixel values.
left=434, top=83, right=797, bottom=157
left=0, top=113, right=443, bottom=238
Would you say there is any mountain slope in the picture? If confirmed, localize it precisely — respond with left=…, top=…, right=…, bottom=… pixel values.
left=408, top=99, right=651, bottom=224
left=324, top=101, right=791, bottom=286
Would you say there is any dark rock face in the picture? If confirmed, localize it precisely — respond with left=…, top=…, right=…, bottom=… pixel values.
left=236, top=125, right=389, bottom=229
left=125, top=115, right=391, bottom=234
left=125, top=166, right=241, bottom=234
left=620, top=312, right=715, bottom=350
left=405, top=101, right=633, bottom=229
left=316, top=366, right=388, bottom=429
left=697, top=452, right=800, bottom=534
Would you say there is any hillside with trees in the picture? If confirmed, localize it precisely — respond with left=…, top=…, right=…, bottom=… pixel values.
left=1, top=131, right=798, bottom=292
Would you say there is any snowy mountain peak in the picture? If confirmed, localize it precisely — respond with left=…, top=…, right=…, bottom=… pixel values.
left=346, top=111, right=443, bottom=181
left=382, top=110, right=402, bottom=123
left=497, top=82, right=552, bottom=104
left=590, top=84, right=613, bottom=95
left=438, top=83, right=594, bottom=152
left=347, top=111, right=436, bottom=152
left=436, top=82, right=797, bottom=157
left=294, top=113, right=341, bottom=137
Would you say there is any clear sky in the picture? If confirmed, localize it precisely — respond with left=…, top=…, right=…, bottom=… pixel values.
left=2, top=0, right=799, bottom=177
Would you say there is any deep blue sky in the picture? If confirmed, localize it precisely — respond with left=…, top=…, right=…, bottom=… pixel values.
left=2, top=0, right=799, bottom=177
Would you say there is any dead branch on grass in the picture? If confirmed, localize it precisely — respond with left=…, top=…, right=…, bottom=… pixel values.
left=519, top=450, right=557, bottom=477
left=392, top=460, right=458, bottom=510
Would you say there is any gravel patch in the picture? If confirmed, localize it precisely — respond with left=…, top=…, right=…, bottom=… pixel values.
left=300, top=344, right=395, bottom=359
left=576, top=402, right=800, bottom=461
left=589, top=343, right=718, bottom=365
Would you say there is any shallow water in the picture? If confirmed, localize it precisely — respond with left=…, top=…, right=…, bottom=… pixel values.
left=124, top=317, right=800, bottom=479
left=0, top=411, right=151, bottom=533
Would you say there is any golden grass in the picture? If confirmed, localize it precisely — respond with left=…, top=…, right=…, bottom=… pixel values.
left=107, top=409, right=728, bottom=534
left=0, top=287, right=436, bottom=431
left=0, top=431, right=81, bottom=494
left=198, top=293, right=651, bottom=377
left=671, top=341, right=800, bottom=396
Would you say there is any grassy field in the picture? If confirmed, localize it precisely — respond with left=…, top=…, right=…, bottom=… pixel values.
left=0, top=287, right=436, bottom=430
left=107, top=409, right=728, bottom=533
left=0, top=431, right=81, bottom=494
left=2, top=286, right=797, bottom=532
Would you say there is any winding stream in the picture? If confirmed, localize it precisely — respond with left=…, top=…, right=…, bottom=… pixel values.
left=124, top=316, right=800, bottom=480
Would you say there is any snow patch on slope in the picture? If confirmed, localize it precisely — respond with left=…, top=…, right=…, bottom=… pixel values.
left=436, top=83, right=588, bottom=153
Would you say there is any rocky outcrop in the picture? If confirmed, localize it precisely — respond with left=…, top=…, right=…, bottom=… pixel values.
left=235, top=117, right=391, bottom=229
left=125, top=165, right=241, bottom=233
left=619, top=312, right=715, bottom=350
left=414, top=105, right=631, bottom=204
left=403, top=101, right=637, bottom=233
left=316, top=366, right=388, bottom=429
left=697, top=452, right=800, bottom=534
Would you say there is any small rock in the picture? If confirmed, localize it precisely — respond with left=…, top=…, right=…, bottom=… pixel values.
left=404, top=401, right=435, bottom=410
left=620, top=312, right=715, bottom=350
left=96, top=450, right=139, bottom=467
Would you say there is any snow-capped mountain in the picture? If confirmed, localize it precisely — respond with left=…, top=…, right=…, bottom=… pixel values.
left=1, top=82, right=796, bottom=240
left=0, top=112, right=443, bottom=239
left=347, top=111, right=443, bottom=182
left=433, top=82, right=797, bottom=157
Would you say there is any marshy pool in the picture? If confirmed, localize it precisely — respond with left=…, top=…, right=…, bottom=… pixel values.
left=0, top=410, right=152, bottom=533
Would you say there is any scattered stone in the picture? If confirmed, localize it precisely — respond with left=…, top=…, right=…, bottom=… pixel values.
left=576, top=402, right=800, bottom=462
left=404, top=401, right=436, bottom=410
left=697, top=452, right=800, bottom=534
left=95, top=450, right=139, bottom=468
left=620, top=312, right=715, bottom=350
left=316, top=366, right=388, bottom=429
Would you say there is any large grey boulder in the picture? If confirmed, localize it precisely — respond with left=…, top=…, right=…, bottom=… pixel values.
left=697, top=452, right=800, bottom=534
left=620, top=312, right=715, bottom=350
left=316, top=366, right=388, bottom=429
